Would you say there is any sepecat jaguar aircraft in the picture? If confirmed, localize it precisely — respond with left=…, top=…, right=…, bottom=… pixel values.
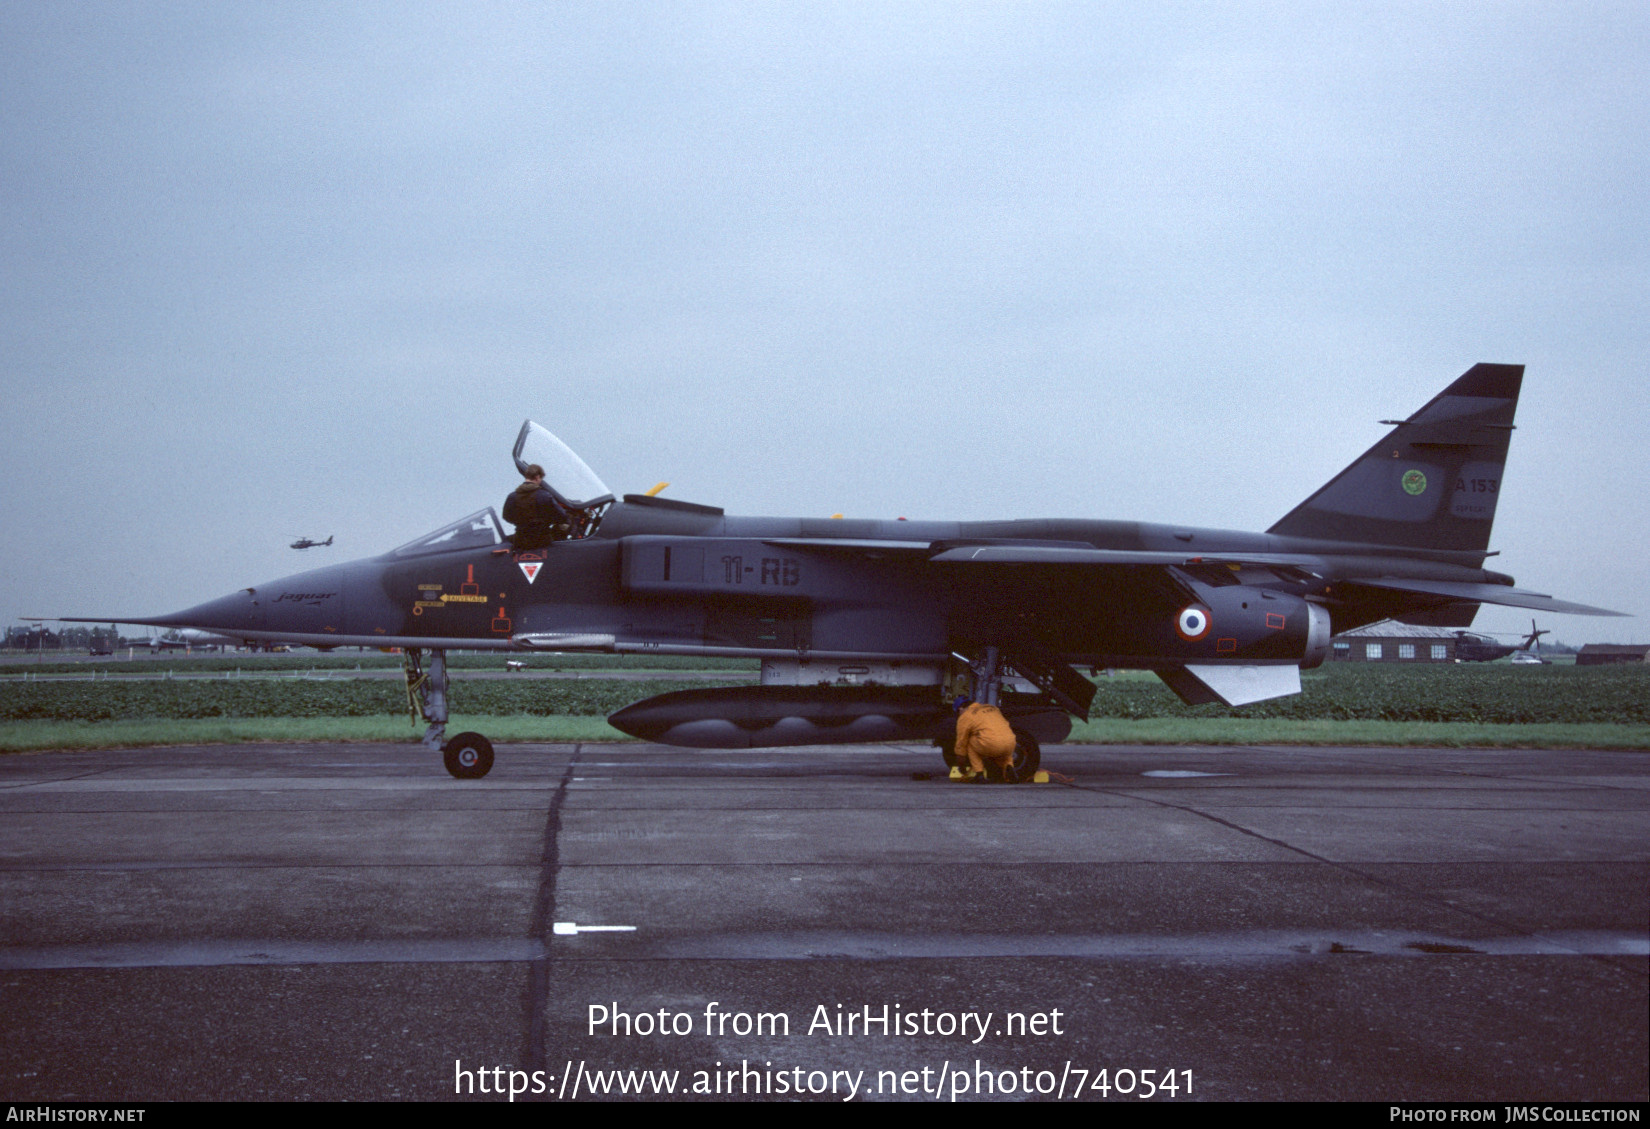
left=72, top=363, right=1621, bottom=780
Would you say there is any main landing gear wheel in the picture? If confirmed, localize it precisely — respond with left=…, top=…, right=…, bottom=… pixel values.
left=987, top=727, right=1041, bottom=784
left=443, top=732, right=494, bottom=779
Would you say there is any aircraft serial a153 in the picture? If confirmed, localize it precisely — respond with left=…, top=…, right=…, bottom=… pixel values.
left=75, top=363, right=1620, bottom=780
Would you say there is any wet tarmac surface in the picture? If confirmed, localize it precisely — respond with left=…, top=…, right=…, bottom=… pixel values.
left=1, top=741, right=1645, bottom=1102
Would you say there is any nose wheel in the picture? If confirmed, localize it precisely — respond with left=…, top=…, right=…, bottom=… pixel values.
left=407, top=647, right=497, bottom=779
left=443, top=732, right=495, bottom=779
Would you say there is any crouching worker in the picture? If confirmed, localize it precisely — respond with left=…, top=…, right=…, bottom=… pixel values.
left=952, top=697, right=1017, bottom=782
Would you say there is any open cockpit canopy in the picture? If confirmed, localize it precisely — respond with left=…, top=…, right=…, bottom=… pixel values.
left=512, top=421, right=615, bottom=510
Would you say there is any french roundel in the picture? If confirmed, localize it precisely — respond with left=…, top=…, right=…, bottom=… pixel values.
left=1175, top=604, right=1212, bottom=642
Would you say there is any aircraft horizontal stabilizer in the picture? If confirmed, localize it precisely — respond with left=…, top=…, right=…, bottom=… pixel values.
left=1347, top=579, right=1625, bottom=617
left=1158, top=663, right=1303, bottom=708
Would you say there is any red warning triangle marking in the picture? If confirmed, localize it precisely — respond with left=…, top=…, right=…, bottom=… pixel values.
left=518, top=561, right=542, bottom=584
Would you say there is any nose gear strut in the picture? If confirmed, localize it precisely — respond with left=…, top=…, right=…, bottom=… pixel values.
left=403, top=647, right=496, bottom=778
left=402, top=647, right=449, bottom=752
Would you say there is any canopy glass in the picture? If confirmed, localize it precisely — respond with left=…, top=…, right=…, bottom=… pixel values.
left=511, top=421, right=614, bottom=510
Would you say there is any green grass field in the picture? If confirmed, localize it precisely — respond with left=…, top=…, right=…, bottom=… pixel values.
left=2, top=658, right=1646, bottom=751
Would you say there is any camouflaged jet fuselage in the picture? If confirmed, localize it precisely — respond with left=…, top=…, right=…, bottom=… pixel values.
left=76, top=364, right=1621, bottom=778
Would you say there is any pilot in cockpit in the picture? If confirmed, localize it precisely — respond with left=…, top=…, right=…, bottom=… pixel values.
left=503, top=464, right=575, bottom=549
left=506, top=420, right=616, bottom=546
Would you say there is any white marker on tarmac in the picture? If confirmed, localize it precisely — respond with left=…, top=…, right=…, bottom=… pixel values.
left=552, top=922, right=638, bottom=935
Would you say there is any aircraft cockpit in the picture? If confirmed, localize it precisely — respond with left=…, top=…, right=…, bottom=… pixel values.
left=391, top=510, right=505, bottom=558
left=509, top=420, right=616, bottom=542
left=385, top=425, right=613, bottom=559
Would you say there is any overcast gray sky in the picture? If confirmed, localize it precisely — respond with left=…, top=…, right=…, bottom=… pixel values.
left=3, top=2, right=1646, bottom=644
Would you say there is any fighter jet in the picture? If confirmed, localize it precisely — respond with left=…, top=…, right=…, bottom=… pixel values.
left=72, top=364, right=1621, bottom=780
left=290, top=536, right=333, bottom=550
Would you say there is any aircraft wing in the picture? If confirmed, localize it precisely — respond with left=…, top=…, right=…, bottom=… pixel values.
left=920, top=539, right=1619, bottom=612
left=764, top=539, right=1623, bottom=614
left=926, top=545, right=1306, bottom=568
left=767, top=539, right=1309, bottom=569
left=760, top=538, right=936, bottom=554
left=927, top=546, right=1623, bottom=616
left=1341, top=578, right=1626, bottom=617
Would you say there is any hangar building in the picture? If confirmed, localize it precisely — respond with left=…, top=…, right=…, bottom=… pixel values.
left=1575, top=644, right=1650, bottom=666
left=1330, top=619, right=1457, bottom=663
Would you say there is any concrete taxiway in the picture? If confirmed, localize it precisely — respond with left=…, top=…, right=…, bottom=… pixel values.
left=0, top=741, right=1645, bottom=1102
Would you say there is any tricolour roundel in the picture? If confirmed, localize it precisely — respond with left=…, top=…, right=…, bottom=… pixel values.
left=1175, top=604, right=1212, bottom=642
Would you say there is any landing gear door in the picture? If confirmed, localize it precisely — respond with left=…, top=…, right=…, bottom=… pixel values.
left=511, top=420, right=615, bottom=510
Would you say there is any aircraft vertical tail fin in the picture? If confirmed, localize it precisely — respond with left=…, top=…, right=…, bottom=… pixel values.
left=1267, top=363, right=1523, bottom=554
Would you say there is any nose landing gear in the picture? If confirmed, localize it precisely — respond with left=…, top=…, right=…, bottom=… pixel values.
left=405, top=647, right=496, bottom=779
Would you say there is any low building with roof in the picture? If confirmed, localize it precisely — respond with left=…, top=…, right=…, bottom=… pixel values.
left=1330, top=619, right=1459, bottom=663
left=1575, top=644, right=1649, bottom=666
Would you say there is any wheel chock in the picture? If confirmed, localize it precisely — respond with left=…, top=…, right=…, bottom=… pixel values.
left=1032, top=770, right=1050, bottom=784
left=948, top=765, right=978, bottom=782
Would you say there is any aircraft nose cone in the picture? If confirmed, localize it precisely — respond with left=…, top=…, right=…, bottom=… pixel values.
left=157, top=588, right=262, bottom=635
left=154, top=561, right=353, bottom=643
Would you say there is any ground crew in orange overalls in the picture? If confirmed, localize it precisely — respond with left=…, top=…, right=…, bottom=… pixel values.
left=953, top=699, right=1016, bottom=779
